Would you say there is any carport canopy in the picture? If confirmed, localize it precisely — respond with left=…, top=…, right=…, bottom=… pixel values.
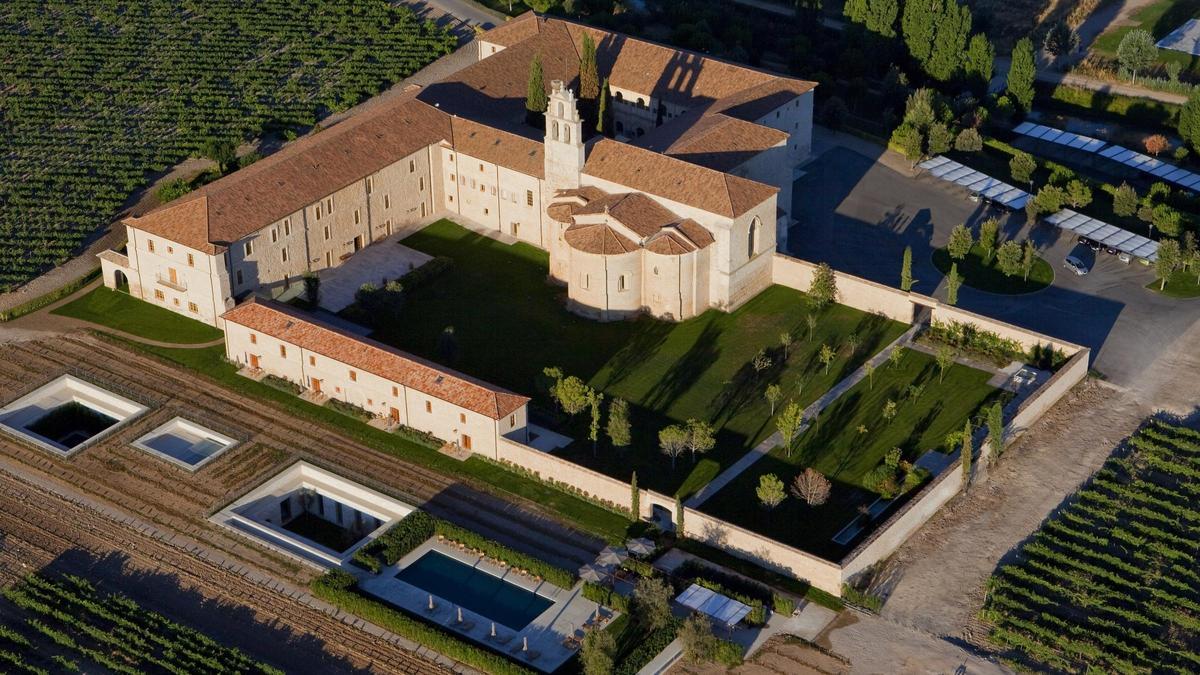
left=675, top=584, right=752, bottom=627
left=1044, top=209, right=1159, bottom=262
left=917, top=156, right=1028, bottom=208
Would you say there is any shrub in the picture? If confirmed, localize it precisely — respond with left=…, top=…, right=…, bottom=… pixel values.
left=326, top=397, right=372, bottom=421
left=620, top=558, right=654, bottom=578
left=400, top=256, right=454, bottom=290
left=261, top=374, right=302, bottom=395
left=612, top=619, right=681, bottom=675
left=582, top=581, right=631, bottom=613
left=356, top=510, right=438, bottom=571
left=712, top=637, right=745, bottom=667
left=841, top=583, right=884, bottom=612
left=351, top=547, right=382, bottom=574
left=773, top=593, right=796, bottom=616
left=392, top=424, right=441, bottom=448
left=925, top=320, right=1025, bottom=365
left=156, top=178, right=192, bottom=203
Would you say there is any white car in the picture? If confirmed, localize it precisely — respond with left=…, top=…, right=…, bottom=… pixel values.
left=1063, top=255, right=1089, bottom=276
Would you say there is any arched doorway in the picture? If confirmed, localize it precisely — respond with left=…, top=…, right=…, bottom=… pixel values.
left=112, top=269, right=129, bottom=293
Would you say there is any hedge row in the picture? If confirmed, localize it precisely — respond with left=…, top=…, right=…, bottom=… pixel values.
left=582, top=581, right=630, bottom=613
left=260, top=374, right=302, bottom=395
left=434, top=520, right=577, bottom=589
left=612, top=618, right=681, bottom=675
left=392, top=424, right=441, bottom=449
left=0, top=268, right=101, bottom=322
left=310, top=571, right=534, bottom=675
left=399, top=256, right=454, bottom=290
left=353, top=511, right=437, bottom=573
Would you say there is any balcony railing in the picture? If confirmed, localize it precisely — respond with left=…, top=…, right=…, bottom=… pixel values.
left=156, top=273, right=187, bottom=292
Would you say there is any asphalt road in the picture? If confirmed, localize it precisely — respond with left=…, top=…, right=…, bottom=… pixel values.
left=789, top=141, right=1200, bottom=387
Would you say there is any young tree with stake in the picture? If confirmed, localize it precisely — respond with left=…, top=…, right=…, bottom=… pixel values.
left=659, top=425, right=688, bottom=470
left=775, top=401, right=805, bottom=457
left=684, top=418, right=716, bottom=463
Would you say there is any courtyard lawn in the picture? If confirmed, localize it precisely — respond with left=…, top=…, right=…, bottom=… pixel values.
left=388, top=220, right=908, bottom=497
left=52, top=287, right=224, bottom=344
left=932, top=244, right=1053, bottom=295
left=1147, top=269, right=1200, bottom=297
left=700, top=348, right=1000, bottom=558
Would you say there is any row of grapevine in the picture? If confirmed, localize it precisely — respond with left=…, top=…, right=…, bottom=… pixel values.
left=981, top=419, right=1200, bottom=673
left=0, top=0, right=457, bottom=290
left=0, top=573, right=281, bottom=674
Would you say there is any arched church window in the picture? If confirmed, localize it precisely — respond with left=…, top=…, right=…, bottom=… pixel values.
left=565, top=125, right=571, bottom=143
left=748, top=216, right=761, bottom=260
left=553, top=121, right=559, bottom=141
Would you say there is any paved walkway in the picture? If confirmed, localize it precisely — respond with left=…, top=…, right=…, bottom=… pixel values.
left=686, top=325, right=920, bottom=508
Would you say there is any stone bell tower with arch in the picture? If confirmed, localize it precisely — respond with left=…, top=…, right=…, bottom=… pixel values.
left=543, top=80, right=584, bottom=192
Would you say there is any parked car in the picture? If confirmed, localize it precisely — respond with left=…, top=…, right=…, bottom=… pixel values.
left=1077, top=235, right=1090, bottom=245
left=1118, top=252, right=1132, bottom=264
left=1106, top=246, right=1118, bottom=255
left=1064, top=255, right=1089, bottom=276
left=1088, top=241, right=1102, bottom=252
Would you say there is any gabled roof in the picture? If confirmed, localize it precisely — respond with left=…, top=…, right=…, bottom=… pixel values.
left=636, top=113, right=789, bottom=173
left=583, top=139, right=776, bottom=218
left=221, top=299, right=528, bottom=419
left=125, top=93, right=452, bottom=253
left=450, top=116, right=545, bottom=178
left=554, top=187, right=715, bottom=256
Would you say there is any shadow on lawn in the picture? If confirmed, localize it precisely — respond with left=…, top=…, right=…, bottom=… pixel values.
left=639, top=321, right=721, bottom=412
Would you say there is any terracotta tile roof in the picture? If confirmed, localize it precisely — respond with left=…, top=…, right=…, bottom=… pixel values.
left=125, top=93, right=452, bottom=253
left=583, top=139, right=775, bottom=218
left=450, top=116, right=545, bottom=178
left=554, top=188, right=714, bottom=256
left=221, top=299, right=528, bottom=419
left=637, top=113, right=789, bottom=173
left=563, top=222, right=639, bottom=255
left=477, top=11, right=542, bottom=47
left=709, top=78, right=815, bottom=122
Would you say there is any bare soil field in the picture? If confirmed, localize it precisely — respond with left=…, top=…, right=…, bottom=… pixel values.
left=671, top=635, right=850, bottom=675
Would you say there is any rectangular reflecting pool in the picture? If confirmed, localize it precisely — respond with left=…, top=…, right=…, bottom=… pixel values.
left=396, top=550, right=552, bottom=629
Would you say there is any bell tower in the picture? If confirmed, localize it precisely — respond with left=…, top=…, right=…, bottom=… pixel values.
left=544, top=80, right=584, bottom=191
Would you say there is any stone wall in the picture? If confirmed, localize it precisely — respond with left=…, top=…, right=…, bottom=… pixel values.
left=771, top=254, right=917, bottom=323
left=930, top=304, right=1084, bottom=356
left=1007, top=348, right=1089, bottom=441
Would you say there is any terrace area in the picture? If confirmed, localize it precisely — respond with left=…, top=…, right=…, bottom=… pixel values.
left=0, top=374, right=149, bottom=456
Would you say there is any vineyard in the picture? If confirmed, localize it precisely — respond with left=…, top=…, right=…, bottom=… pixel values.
left=982, top=419, right=1200, bottom=674
left=0, top=573, right=281, bottom=674
left=0, top=0, right=456, bottom=290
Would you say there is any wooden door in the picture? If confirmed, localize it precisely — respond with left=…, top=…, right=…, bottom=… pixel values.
left=311, top=377, right=322, bottom=393
left=389, top=407, right=400, bottom=423
left=249, top=354, right=259, bottom=369
left=461, top=434, right=472, bottom=451
left=168, top=267, right=178, bottom=285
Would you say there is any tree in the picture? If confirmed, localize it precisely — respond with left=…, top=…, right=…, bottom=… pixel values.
left=633, top=577, right=673, bottom=630
left=1113, top=182, right=1139, bottom=217
left=791, top=468, right=832, bottom=506
left=1007, top=38, right=1037, bottom=112
left=302, top=272, right=320, bottom=306
left=978, top=217, right=1000, bottom=263
left=948, top=223, right=974, bottom=260
left=581, top=626, right=616, bottom=675
left=996, top=240, right=1023, bottom=277
left=156, top=178, right=192, bottom=203
left=865, top=362, right=876, bottom=389
left=1042, top=21, right=1079, bottom=59
left=946, top=262, right=963, bottom=305
left=882, top=399, right=898, bottom=421
left=954, top=127, right=983, bottom=152
left=630, top=471, right=640, bottom=520
left=201, top=137, right=237, bottom=172
left=1179, top=91, right=1200, bottom=151
left=1021, top=240, right=1037, bottom=281
left=1167, top=60, right=1184, bottom=82
left=900, top=245, right=915, bottom=291
left=935, top=344, right=955, bottom=382
left=1010, top=151, right=1036, bottom=187
left=554, top=375, right=592, bottom=415
left=679, top=613, right=721, bottom=665
left=844, top=0, right=868, bottom=23
left=1117, top=29, right=1157, bottom=83
left=901, top=0, right=936, bottom=65
left=756, top=473, right=787, bottom=513
left=866, top=0, right=899, bottom=37
left=1032, top=185, right=1068, bottom=216
left=579, top=33, right=599, bottom=101
left=1156, top=238, right=1182, bottom=290
left=659, top=425, right=689, bottom=469
left=596, top=77, right=612, bottom=135
left=1152, top=203, right=1183, bottom=237
left=926, top=0, right=972, bottom=82
left=987, top=402, right=1004, bottom=460
left=889, top=346, right=904, bottom=369
left=607, top=399, right=632, bottom=449
left=1144, top=134, right=1170, bottom=157
left=779, top=332, right=794, bottom=361
left=961, top=419, right=973, bottom=485
left=752, top=348, right=773, bottom=375
left=1066, top=179, right=1092, bottom=208
left=964, top=33, right=994, bottom=91
left=891, top=123, right=924, bottom=166
left=775, top=401, right=805, bottom=456
left=526, top=53, right=548, bottom=120
left=819, top=343, right=836, bottom=374
left=588, top=391, right=604, bottom=454
left=684, top=419, right=716, bottom=463
left=676, top=495, right=685, bottom=536
left=765, top=383, right=783, bottom=415
left=927, top=122, right=953, bottom=156
left=805, top=313, right=818, bottom=341
left=808, top=263, right=838, bottom=310
left=902, top=88, right=937, bottom=129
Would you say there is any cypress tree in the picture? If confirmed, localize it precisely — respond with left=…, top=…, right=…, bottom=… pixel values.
left=1179, top=91, right=1200, bottom=151
left=597, top=77, right=612, bottom=135
left=902, top=0, right=936, bottom=65
left=961, top=420, right=973, bottom=487
left=926, top=0, right=971, bottom=82
left=965, top=33, right=994, bottom=91
left=579, top=33, right=599, bottom=101
left=866, top=0, right=898, bottom=38
left=844, top=0, right=869, bottom=24
left=630, top=471, right=640, bottom=521
left=900, top=245, right=914, bottom=291
left=526, top=53, right=548, bottom=122
left=1007, top=37, right=1036, bottom=112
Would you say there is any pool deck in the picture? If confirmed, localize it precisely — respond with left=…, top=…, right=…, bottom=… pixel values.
left=356, top=538, right=614, bottom=672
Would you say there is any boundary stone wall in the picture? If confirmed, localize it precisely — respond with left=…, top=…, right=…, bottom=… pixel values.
left=771, top=254, right=916, bottom=323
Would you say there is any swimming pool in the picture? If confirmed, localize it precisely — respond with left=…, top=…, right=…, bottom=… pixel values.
left=395, top=550, right=553, bottom=629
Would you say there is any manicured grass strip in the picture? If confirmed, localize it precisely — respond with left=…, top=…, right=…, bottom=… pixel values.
left=0, top=268, right=100, bottom=322
left=674, top=539, right=844, bottom=611
left=932, top=244, right=1053, bottom=295
left=53, top=287, right=223, bottom=343
left=311, top=571, right=534, bottom=675
left=1146, top=269, right=1200, bottom=297
left=98, top=335, right=633, bottom=544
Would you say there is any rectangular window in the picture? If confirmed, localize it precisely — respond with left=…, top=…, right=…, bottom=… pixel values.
left=279, top=345, right=287, bottom=357
left=270, top=229, right=278, bottom=243
left=384, top=194, right=391, bottom=209
left=349, top=370, right=357, bottom=382
left=409, top=160, right=416, bottom=173
left=173, top=298, right=179, bottom=307
left=509, top=414, right=515, bottom=426
left=309, top=355, right=316, bottom=366
left=323, top=225, right=330, bottom=241
left=281, top=248, right=289, bottom=263
left=449, top=154, right=454, bottom=162
left=425, top=401, right=432, bottom=413
left=618, top=274, right=627, bottom=292
left=325, top=251, right=333, bottom=267
left=244, top=241, right=253, bottom=256
left=284, top=218, right=291, bottom=236
left=392, top=386, right=399, bottom=397
left=448, top=195, right=454, bottom=203
left=315, top=203, right=322, bottom=220
left=526, top=190, right=534, bottom=206
left=462, top=435, right=472, bottom=450
left=460, top=413, right=466, bottom=423
left=236, top=270, right=244, bottom=286
left=325, top=197, right=333, bottom=212
left=366, top=177, right=373, bottom=194
left=419, top=177, right=425, bottom=191
left=582, top=274, right=589, bottom=290
left=153, top=289, right=164, bottom=300
left=250, top=333, right=257, bottom=344
left=449, top=173, right=456, bottom=183
left=479, top=163, right=484, bottom=171
left=188, top=302, right=198, bottom=313
left=147, top=239, right=155, bottom=253
left=353, top=209, right=360, bottom=225
left=186, top=253, right=194, bottom=267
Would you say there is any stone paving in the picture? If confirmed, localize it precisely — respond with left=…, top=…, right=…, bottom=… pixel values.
left=316, top=236, right=433, bottom=312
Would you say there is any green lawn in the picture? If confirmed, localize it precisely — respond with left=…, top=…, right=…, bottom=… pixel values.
left=932, top=244, right=1054, bottom=295
left=1147, top=269, right=1200, bottom=297
left=1092, top=0, right=1200, bottom=69
left=102, top=338, right=635, bottom=545
left=388, top=220, right=908, bottom=497
left=700, top=348, right=1000, bottom=558
left=53, top=287, right=224, bottom=344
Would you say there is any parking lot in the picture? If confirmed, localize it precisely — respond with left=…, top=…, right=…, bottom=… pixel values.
left=789, top=140, right=1200, bottom=387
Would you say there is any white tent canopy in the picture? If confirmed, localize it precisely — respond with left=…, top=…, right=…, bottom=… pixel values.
left=675, top=583, right=752, bottom=627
